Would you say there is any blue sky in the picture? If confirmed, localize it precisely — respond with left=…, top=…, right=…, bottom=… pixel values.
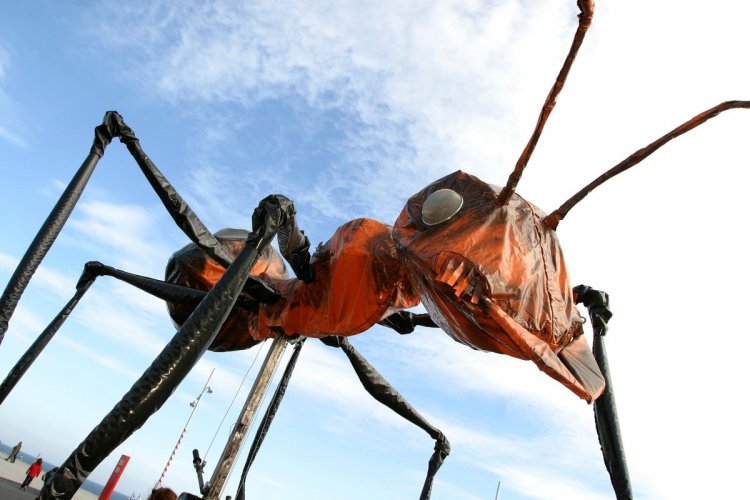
left=1, top=1, right=749, bottom=499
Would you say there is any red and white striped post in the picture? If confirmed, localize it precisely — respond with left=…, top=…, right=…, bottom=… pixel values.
left=155, top=368, right=215, bottom=490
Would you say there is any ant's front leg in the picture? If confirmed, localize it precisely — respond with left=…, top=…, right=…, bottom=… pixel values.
left=574, top=284, right=632, bottom=500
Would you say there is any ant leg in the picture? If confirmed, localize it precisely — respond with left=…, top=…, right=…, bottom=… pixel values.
left=320, top=336, right=450, bottom=500
left=0, top=264, right=98, bottom=406
left=0, top=260, right=240, bottom=407
left=0, top=111, right=276, bottom=345
left=574, top=285, right=633, bottom=500
left=80, top=261, right=206, bottom=306
left=45, top=204, right=284, bottom=500
left=252, top=194, right=314, bottom=282
left=102, top=112, right=280, bottom=300
left=378, top=311, right=437, bottom=335
left=0, top=113, right=122, bottom=343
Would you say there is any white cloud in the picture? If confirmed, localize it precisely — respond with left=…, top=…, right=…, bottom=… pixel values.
left=87, top=0, right=581, bottom=224
left=0, top=251, right=17, bottom=272
left=0, top=43, right=9, bottom=81
left=68, top=199, right=174, bottom=275
left=0, top=303, right=46, bottom=343
left=0, top=252, right=76, bottom=299
left=0, top=125, right=26, bottom=148
left=56, top=335, right=142, bottom=379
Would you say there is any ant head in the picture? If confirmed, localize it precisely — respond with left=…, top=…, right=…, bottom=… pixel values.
left=392, top=170, right=584, bottom=355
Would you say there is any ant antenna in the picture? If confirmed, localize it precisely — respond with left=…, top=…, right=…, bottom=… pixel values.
left=498, top=0, right=595, bottom=206
left=543, top=100, right=750, bottom=229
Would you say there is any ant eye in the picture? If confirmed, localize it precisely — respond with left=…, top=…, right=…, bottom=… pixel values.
left=422, top=189, right=463, bottom=226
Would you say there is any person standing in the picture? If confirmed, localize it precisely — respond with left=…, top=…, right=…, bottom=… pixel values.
left=20, top=457, right=43, bottom=490
left=5, top=441, right=22, bottom=462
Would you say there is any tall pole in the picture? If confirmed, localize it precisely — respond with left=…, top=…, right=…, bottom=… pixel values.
left=494, top=480, right=501, bottom=500
left=156, top=368, right=215, bottom=489
left=203, top=333, right=288, bottom=499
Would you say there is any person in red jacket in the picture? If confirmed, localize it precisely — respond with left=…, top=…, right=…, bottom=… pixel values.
left=20, top=458, right=43, bottom=490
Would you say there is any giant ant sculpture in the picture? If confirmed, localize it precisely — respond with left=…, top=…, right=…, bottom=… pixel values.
left=0, top=1, right=747, bottom=499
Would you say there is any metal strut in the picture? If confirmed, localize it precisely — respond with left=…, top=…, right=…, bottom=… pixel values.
left=320, top=335, right=450, bottom=500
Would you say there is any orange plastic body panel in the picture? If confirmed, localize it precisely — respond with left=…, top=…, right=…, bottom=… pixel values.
left=393, top=171, right=583, bottom=355
left=392, top=171, right=602, bottom=400
left=259, top=218, right=419, bottom=337
left=165, top=231, right=288, bottom=351
left=166, top=219, right=418, bottom=351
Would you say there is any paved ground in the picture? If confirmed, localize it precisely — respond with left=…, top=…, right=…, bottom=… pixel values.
left=0, top=459, right=98, bottom=500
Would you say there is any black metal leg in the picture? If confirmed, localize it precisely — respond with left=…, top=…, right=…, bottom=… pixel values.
left=0, top=275, right=94, bottom=406
left=0, top=113, right=120, bottom=345
left=81, top=261, right=208, bottom=306
left=101, top=112, right=279, bottom=302
left=574, top=285, right=632, bottom=500
left=44, top=215, right=280, bottom=499
left=320, top=336, right=450, bottom=500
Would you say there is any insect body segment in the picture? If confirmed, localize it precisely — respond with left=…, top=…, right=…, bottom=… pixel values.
left=165, top=228, right=289, bottom=352
left=257, top=217, right=419, bottom=338
left=393, top=170, right=604, bottom=401
left=166, top=218, right=420, bottom=350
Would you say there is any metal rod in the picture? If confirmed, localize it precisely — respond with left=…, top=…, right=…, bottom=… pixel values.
left=156, top=368, right=215, bottom=489
left=203, top=333, right=289, bottom=499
